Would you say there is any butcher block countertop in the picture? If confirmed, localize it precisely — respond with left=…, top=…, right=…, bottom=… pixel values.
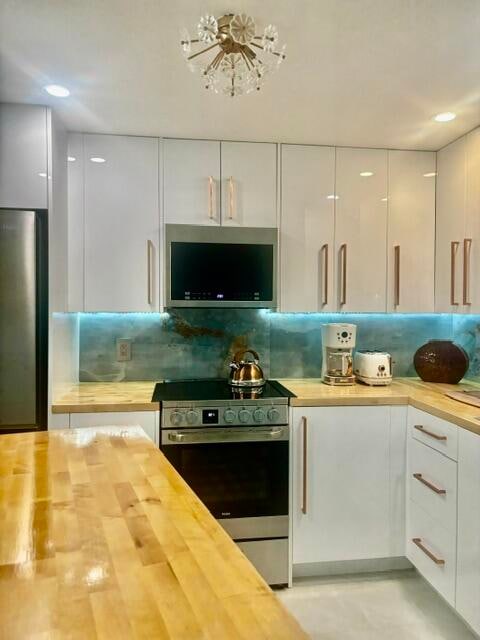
left=0, top=427, right=307, bottom=640
left=52, top=378, right=480, bottom=436
left=282, top=378, right=480, bottom=436
left=52, top=381, right=158, bottom=413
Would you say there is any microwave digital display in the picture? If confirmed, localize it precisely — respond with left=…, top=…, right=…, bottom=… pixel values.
left=170, top=242, right=274, bottom=302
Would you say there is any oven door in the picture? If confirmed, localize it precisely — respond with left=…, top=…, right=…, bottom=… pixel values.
left=160, top=426, right=289, bottom=521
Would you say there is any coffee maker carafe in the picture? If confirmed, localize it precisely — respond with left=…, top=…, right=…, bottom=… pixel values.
left=321, top=323, right=357, bottom=385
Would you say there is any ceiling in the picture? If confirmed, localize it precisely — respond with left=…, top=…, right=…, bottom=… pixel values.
left=1, top=0, right=479, bottom=150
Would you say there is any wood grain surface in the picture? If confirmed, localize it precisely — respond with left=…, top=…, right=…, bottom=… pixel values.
left=52, top=378, right=480, bottom=436
left=0, top=427, right=308, bottom=639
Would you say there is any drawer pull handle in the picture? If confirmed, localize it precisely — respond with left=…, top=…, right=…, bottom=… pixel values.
left=413, top=473, right=446, bottom=495
left=412, top=538, right=445, bottom=566
left=414, top=424, right=447, bottom=441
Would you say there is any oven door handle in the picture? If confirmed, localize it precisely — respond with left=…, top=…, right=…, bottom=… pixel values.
left=166, top=428, right=284, bottom=443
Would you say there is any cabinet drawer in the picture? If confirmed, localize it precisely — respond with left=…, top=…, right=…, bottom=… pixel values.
left=407, top=500, right=456, bottom=606
left=409, top=437, right=457, bottom=532
left=408, top=407, right=458, bottom=460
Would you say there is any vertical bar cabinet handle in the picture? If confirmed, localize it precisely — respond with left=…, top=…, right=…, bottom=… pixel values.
left=302, top=416, right=308, bottom=515
left=228, top=176, right=236, bottom=220
left=394, top=245, right=400, bottom=307
left=451, top=241, right=460, bottom=305
left=463, top=238, right=472, bottom=306
left=340, top=243, right=347, bottom=306
left=412, top=538, right=445, bottom=566
left=147, top=240, right=154, bottom=305
left=208, top=176, right=215, bottom=220
left=321, top=244, right=329, bottom=306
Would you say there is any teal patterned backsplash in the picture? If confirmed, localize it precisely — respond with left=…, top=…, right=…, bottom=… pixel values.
left=78, top=310, right=480, bottom=382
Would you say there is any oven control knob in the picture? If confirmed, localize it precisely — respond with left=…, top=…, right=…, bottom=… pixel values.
left=238, top=409, right=251, bottom=424
left=170, top=411, right=183, bottom=427
left=186, top=410, right=199, bottom=425
left=224, top=409, right=236, bottom=424
left=253, top=409, right=266, bottom=423
left=267, top=408, right=280, bottom=423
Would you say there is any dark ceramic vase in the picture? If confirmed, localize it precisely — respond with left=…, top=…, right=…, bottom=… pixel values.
left=413, top=340, right=469, bottom=384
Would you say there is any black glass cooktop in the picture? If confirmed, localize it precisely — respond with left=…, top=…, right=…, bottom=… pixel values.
left=152, top=378, right=295, bottom=402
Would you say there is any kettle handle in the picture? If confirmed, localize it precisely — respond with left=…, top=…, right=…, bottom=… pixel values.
left=233, top=349, right=259, bottom=363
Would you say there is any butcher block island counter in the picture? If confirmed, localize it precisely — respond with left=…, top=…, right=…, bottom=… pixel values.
left=0, top=427, right=307, bottom=640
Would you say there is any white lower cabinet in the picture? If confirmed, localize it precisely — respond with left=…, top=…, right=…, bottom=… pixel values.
left=456, top=428, right=480, bottom=635
left=292, top=406, right=406, bottom=566
left=406, top=408, right=458, bottom=607
left=69, top=411, right=159, bottom=444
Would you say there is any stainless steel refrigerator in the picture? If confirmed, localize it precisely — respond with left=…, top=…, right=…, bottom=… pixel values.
left=0, top=209, right=48, bottom=432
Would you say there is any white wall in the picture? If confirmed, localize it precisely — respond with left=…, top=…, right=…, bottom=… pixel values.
left=50, top=312, right=79, bottom=405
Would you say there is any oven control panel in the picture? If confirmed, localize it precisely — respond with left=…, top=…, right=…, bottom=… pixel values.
left=162, top=404, right=288, bottom=428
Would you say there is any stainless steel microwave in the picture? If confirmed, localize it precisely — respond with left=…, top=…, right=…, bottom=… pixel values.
left=165, top=224, right=277, bottom=308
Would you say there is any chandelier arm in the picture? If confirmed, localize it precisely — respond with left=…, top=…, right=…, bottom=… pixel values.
left=187, top=42, right=220, bottom=61
left=213, top=51, right=225, bottom=69
left=240, top=49, right=253, bottom=70
left=206, top=50, right=224, bottom=72
left=250, top=41, right=266, bottom=52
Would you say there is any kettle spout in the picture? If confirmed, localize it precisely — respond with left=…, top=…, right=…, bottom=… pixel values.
left=229, top=362, right=240, bottom=371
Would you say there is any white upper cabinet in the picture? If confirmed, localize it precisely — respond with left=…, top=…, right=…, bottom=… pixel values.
left=220, top=141, right=277, bottom=227
left=84, top=134, right=160, bottom=312
left=67, top=133, right=85, bottom=311
left=335, top=148, right=388, bottom=312
left=0, top=104, right=48, bottom=209
left=464, top=128, right=480, bottom=313
left=164, top=138, right=277, bottom=227
left=435, top=136, right=467, bottom=312
left=280, top=145, right=335, bottom=312
left=164, top=139, right=221, bottom=225
left=387, top=151, right=436, bottom=313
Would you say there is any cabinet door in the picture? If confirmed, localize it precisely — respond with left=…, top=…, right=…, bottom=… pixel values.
left=69, top=411, right=158, bottom=444
left=335, top=148, right=388, bottom=311
left=0, top=104, right=48, bottom=209
left=435, top=137, right=466, bottom=312
left=456, top=428, right=480, bottom=635
left=387, top=151, right=436, bottom=312
left=84, top=134, right=160, bottom=312
left=464, top=128, right=480, bottom=312
left=164, top=139, right=220, bottom=225
left=292, top=406, right=402, bottom=565
left=280, top=145, right=335, bottom=312
left=220, top=141, right=277, bottom=227
left=67, top=133, right=85, bottom=311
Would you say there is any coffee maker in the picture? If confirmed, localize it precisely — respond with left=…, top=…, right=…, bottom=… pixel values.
left=321, top=323, right=357, bottom=385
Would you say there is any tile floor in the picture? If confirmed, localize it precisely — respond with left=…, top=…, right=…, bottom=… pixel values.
left=277, top=570, right=476, bottom=640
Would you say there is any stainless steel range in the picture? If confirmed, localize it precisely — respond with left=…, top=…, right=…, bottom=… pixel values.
left=153, top=378, right=294, bottom=586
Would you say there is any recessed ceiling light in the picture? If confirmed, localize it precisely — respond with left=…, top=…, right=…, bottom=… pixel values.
left=44, top=84, right=70, bottom=97
left=360, top=171, right=374, bottom=177
left=423, top=172, right=437, bottom=177
left=326, top=194, right=339, bottom=200
left=434, top=112, right=456, bottom=122
left=90, top=157, right=106, bottom=163
left=67, top=156, right=76, bottom=162
left=38, top=172, right=47, bottom=177
left=381, top=197, right=388, bottom=202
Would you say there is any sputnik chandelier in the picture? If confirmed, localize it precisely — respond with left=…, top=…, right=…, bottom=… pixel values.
left=180, top=13, right=286, bottom=97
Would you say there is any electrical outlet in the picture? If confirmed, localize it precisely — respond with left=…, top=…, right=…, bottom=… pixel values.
left=116, top=338, right=132, bottom=362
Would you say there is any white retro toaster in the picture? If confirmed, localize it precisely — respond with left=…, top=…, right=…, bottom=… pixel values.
left=353, top=351, right=392, bottom=386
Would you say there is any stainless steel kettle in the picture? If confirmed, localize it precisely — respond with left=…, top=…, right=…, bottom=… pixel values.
left=229, top=349, right=265, bottom=387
